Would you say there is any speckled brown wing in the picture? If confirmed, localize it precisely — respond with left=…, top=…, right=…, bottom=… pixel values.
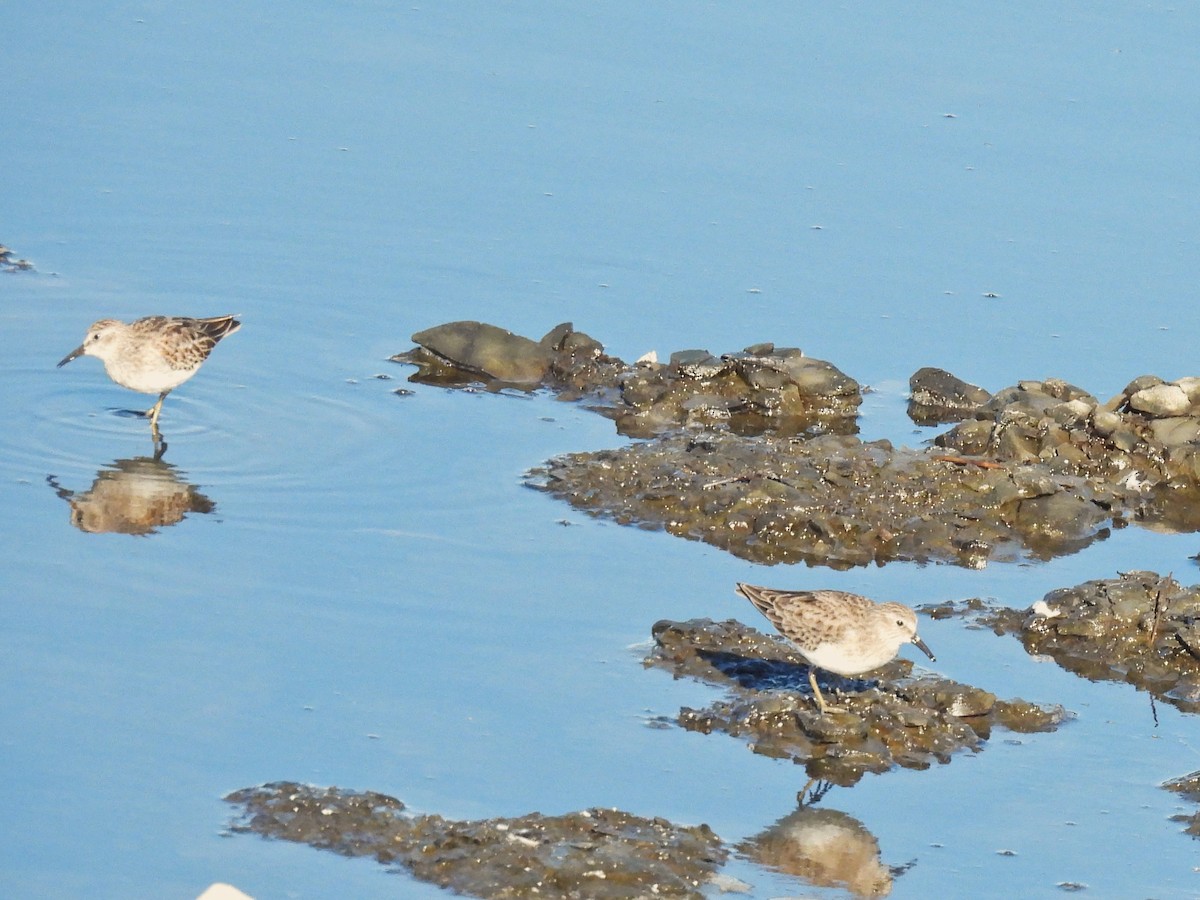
left=735, top=584, right=871, bottom=651
left=135, top=315, right=241, bottom=371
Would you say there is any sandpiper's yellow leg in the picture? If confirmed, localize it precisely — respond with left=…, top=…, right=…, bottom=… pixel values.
left=147, top=392, right=168, bottom=433
left=808, top=669, right=843, bottom=714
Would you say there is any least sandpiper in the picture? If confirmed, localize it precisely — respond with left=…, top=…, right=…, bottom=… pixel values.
left=734, top=583, right=935, bottom=714
left=58, top=315, right=241, bottom=437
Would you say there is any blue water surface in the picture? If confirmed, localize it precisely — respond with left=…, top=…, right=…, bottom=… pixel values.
left=5, top=2, right=1200, bottom=897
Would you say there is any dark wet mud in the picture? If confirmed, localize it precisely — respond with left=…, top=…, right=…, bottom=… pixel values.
left=225, top=782, right=728, bottom=899
left=645, top=618, right=1066, bottom=786
left=225, top=780, right=919, bottom=899
left=398, top=321, right=1200, bottom=570
left=929, top=571, right=1200, bottom=714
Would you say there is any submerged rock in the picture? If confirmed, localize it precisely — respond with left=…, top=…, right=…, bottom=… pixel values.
left=528, top=432, right=1117, bottom=568
left=226, top=782, right=727, bottom=899
left=644, top=618, right=1065, bottom=785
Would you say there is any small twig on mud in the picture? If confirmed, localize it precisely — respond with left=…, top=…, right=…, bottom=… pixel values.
left=932, top=455, right=1006, bottom=470
left=1150, top=573, right=1173, bottom=647
left=703, top=472, right=790, bottom=490
left=1175, top=632, right=1200, bottom=662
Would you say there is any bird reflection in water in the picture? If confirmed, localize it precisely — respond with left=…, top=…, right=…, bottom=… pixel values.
left=47, top=456, right=215, bottom=535
left=739, top=780, right=908, bottom=898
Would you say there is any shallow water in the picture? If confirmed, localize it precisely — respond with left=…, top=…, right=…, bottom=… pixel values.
left=6, top=2, right=1200, bottom=897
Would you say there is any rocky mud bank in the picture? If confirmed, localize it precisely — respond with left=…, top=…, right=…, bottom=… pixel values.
left=397, top=321, right=1200, bottom=569
left=645, top=617, right=1066, bottom=785
left=225, top=781, right=730, bottom=898
left=929, top=571, right=1200, bottom=713
left=226, top=780, right=915, bottom=898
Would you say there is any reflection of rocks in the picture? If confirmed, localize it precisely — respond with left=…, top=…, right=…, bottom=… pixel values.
left=395, top=320, right=861, bottom=437
left=908, top=367, right=991, bottom=425
left=225, top=782, right=726, bottom=899
left=528, top=432, right=1115, bottom=568
left=741, top=800, right=894, bottom=897
left=646, top=618, right=1066, bottom=786
left=0, top=243, right=34, bottom=273
left=47, top=457, right=215, bottom=535
left=1164, top=771, right=1200, bottom=838
left=943, top=572, right=1200, bottom=713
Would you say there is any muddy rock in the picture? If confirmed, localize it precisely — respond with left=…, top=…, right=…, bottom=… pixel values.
left=403, top=321, right=567, bottom=385
left=645, top=618, right=1065, bottom=786
left=225, top=781, right=727, bottom=899
left=528, top=431, right=1117, bottom=568
left=396, top=321, right=861, bottom=436
left=1164, top=771, right=1200, bottom=838
left=947, top=573, right=1200, bottom=713
left=908, top=367, right=992, bottom=425
left=935, top=375, right=1200, bottom=528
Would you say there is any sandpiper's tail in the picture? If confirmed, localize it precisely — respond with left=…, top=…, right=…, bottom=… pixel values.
left=734, top=582, right=795, bottom=632
left=192, top=314, right=241, bottom=342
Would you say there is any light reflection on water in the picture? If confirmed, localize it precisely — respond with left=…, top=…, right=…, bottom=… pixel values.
left=6, top=1, right=1200, bottom=898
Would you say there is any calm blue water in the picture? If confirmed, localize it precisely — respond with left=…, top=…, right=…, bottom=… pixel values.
left=5, top=2, right=1200, bottom=897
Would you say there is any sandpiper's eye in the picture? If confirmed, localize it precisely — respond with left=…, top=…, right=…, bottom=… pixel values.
left=896, top=619, right=904, bottom=627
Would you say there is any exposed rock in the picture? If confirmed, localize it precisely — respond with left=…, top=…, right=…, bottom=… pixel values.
left=399, top=322, right=1200, bottom=560
left=406, top=321, right=567, bottom=385
left=0, top=243, right=34, bottom=273
left=935, top=375, right=1200, bottom=530
left=908, top=367, right=992, bottom=424
left=935, top=573, right=1200, bottom=713
left=644, top=618, right=1066, bottom=786
left=1129, top=382, right=1192, bottom=418
left=226, top=782, right=727, bottom=899
left=395, top=321, right=860, bottom=437
left=1164, top=771, right=1200, bottom=838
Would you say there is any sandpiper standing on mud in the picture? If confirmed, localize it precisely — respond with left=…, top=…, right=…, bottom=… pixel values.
left=734, top=583, right=935, bottom=714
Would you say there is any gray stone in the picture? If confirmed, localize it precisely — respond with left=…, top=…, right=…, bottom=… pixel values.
left=1130, top=383, right=1191, bottom=417
left=410, top=320, right=556, bottom=384
left=1150, top=416, right=1200, bottom=448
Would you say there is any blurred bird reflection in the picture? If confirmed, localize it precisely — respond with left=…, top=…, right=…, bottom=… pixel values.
left=740, top=783, right=899, bottom=898
left=48, top=457, right=215, bottom=535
